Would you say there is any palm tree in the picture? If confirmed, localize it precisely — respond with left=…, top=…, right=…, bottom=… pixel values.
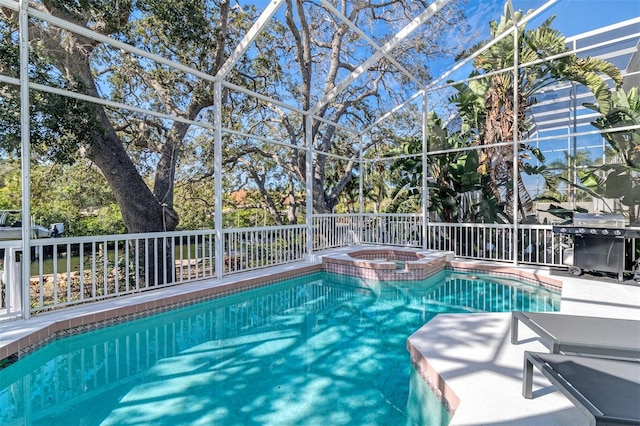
left=451, top=4, right=622, bottom=222
left=385, top=136, right=423, bottom=214
left=364, top=162, right=390, bottom=214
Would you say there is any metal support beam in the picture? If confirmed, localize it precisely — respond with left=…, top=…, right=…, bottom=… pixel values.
left=426, top=0, right=559, bottom=92
left=214, top=82, right=224, bottom=279
left=216, top=0, right=285, bottom=80
left=422, top=91, right=429, bottom=250
left=305, top=115, right=314, bottom=258
left=358, top=134, right=364, bottom=244
left=511, top=4, right=520, bottom=266
left=19, top=0, right=30, bottom=320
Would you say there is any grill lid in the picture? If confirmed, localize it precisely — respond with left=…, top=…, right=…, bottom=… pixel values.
left=572, top=213, right=627, bottom=229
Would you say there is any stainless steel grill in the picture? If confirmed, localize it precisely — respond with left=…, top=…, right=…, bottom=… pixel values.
left=552, top=213, right=639, bottom=281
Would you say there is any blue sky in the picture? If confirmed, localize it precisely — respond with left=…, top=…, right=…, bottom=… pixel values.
left=539, top=0, right=639, bottom=36
left=452, top=0, right=639, bottom=38
left=427, top=0, right=640, bottom=87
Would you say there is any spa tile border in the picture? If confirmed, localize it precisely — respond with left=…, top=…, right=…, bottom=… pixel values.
left=322, top=248, right=453, bottom=281
left=348, top=249, right=424, bottom=261
left=323, top=259, right=445, bottom=281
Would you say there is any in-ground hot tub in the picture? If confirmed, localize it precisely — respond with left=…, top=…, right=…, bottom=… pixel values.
left=322, top=247, right=454, bottom=281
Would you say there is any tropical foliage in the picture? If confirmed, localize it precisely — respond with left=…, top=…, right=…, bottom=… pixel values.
left=425, top=4, right=622, bottom=223
left=0, top=0, right=468, bottom=233
left=537, top=151, right=596, bottom=203
left=537, top=87, right=640, bottom=223
left=0, top=0, right=635, bottom=236
left=387, top=112, right=497, bottom=222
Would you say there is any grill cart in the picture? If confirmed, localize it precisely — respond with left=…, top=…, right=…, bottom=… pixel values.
left=552, top=213, right=640, bottom=281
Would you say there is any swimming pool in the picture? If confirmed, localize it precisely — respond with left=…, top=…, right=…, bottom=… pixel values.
left=0, top=270, right=559, bottom=425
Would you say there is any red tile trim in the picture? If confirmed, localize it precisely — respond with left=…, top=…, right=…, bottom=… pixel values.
left=445, top=261, right=563, bottom=291
left=407, top=340, right=459, bottom=415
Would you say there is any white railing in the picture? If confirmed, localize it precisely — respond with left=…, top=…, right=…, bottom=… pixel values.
left=222, top=225, right=307, bottom=274
left=0, top=241, right=22, bottom=320
left=313, top=216, right=638, bottom=271
left=362, top=214, right=423, bottom=246
left=426, top=222, right=564, bottom=266
left=1, top=219, right=638, bottom=320
left=26, top=230, right=216, bottom=313
left=312, top=214, right=362, bottom=250
left=312, top=215, right=543, bottom=262
left=312, top=213, right=423, bottom=250
left=0, top=226, right=307, bottom=317
left=426, top=222, right=640, bottom=271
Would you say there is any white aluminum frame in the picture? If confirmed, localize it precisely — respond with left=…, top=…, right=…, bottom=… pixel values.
left=0, top=0, right=638, bottom=319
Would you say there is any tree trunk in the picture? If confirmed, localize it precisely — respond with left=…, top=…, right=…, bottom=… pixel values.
left=83, top=107, right=178, bottom=285
left=85, top=129, right=175, bottom=232
left=312, top=178, right=331, bottom=213
left=286, top=180, right=298, bottom=224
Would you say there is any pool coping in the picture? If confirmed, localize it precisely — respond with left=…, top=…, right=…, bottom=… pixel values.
left=0, top=263, right=324, bottom=364
left=407, top=272, right=640, bottom=425
left=405, top=259, right=564, bottom=416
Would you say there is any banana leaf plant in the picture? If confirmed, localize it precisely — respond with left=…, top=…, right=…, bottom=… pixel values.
left=387, top=112, right=496, bottom=223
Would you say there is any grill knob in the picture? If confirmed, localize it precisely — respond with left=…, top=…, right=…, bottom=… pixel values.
left=560, top=227, right=567, bottom=233
left=590, top=229, right=597, bottom=234
left=602, top=229, right=609, bottom=235
left=614, top=229, right=622, bottom=236
left=578, top=228, right=586, bottom=234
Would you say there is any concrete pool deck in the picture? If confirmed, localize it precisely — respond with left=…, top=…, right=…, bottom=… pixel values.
left=1, top=247, right=639, bottom=425
left=408, top=262, right=640, bottom=425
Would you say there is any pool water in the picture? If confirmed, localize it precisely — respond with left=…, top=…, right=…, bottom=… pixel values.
left=0, top=270, right=559, bottom=425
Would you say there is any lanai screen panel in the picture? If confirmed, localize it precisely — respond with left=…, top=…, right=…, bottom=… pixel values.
left=423, top=1, right=639, bottom=221
left=522, top=17, right=640, bottom=203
